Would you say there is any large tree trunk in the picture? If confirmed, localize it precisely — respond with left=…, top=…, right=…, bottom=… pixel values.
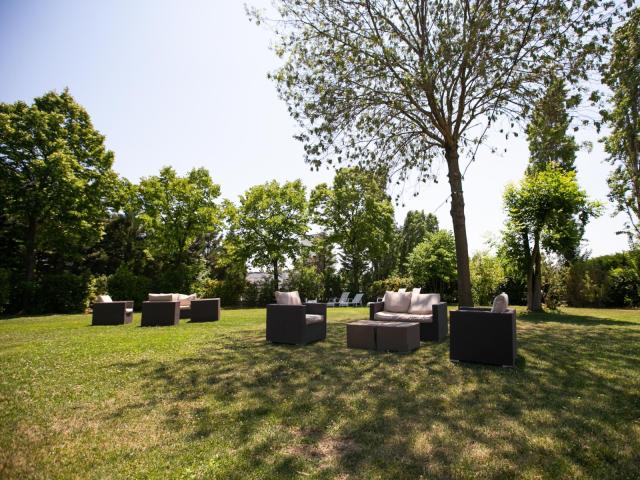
left=273, top=260, right=279, bottom=292
left=22, top=216, right=38, bottom=311
left=444, top=144, right=473, bottom=306
left=528, top=232, right=543, bottom=312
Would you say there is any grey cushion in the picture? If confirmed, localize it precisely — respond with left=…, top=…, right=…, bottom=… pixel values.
left=178, top=293, right=197, bottom=307
left=491, top=292, right=509, bottom=313
left=408, top=293, right=440, bottom=314
left=305, top=314, right=324, bottom=324
left=125, top=308, right=133, bottom=314
left=95, top=295, right=113, bottom=303
left=383, top=291, right=412, bottom=313
left=275, top=291, right=302, bottom=305
left=374, top=311, right=433, bottom=323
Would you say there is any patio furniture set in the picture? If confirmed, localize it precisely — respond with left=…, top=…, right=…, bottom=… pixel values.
left=267, top=289, right=516, bottom=367
left=92, top=289, right=516, bottom=367
left=92, top=293, right=220, bottom=326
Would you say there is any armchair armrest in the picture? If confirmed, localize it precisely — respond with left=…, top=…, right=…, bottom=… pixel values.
left=432, top=302, right=449, bottom=340
left=369, top=301, right=384, bottom=320
left=305, top=302, right=327, bottom=317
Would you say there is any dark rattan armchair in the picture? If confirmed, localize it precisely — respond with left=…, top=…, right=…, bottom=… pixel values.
left=266, top=303, right=327, bottom=345
left=92, top=301, right=133, bottom=325
left=449, top=307, right=517, bottom=367
left=141, top=301, right=180, bottom=327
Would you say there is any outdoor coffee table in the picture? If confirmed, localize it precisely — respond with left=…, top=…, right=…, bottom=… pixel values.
left=346, top=320, right=420, bottom=353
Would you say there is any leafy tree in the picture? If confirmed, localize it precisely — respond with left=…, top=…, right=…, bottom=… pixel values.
left=252, top=0, right=621, bottom=306
left=311, top=168, right=395, bottom=292
left=234, top=180, right=308, bottom=291
left=397, top=210, right=439, bottom=275
left=601, top=8, right=640, bottom=242
left=526, top=77, right=579, bottom=173
left=503, top=166, right=601, bottom=311
left=470, top=251, right=505, bottom=306
left=137, top=167, right=221, bottom=292
left=284, top=260, right=325, bottom=301
left=0, top=89, right=118, bottom=310
left=407, top=230, right=457, bottom=297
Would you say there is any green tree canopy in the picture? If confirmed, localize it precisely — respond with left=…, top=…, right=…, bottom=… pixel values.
left=526, top=77, right=579, bottom=173
left=397, top=210, right=439, bottom=275
left=602, top=8, right=640, bottom=242
left=233, top=180, right=308, bottom=291
left=252, top=0, right=622, bottom=306
left=406, top=230, right=457, bottom=296
left=0, top=89, right=118, bottom=310
left=503, top=166, right=601, bottom=311
left=470, top=251, right=505, bottom=306
left=138, top=167, right=221, bottom=291
left=310, top=167, right=395, bottom=292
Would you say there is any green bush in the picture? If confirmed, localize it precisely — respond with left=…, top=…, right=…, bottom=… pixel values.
left=367, top=276, right=413, bottom=301
left=241, top=278, right=276, bottom=307
left=0, top=268, right=11, bottom=313
left=37, top=272, right=91, bottom=313
left=107, top=264, right=152, bottom=310
left=407, top=230, right=457, bottom=301
left=284, top=264, right=324, bottom=301
left=470, top=251, right=504, bottom=306
left=193, top=276, right=244, bottom=307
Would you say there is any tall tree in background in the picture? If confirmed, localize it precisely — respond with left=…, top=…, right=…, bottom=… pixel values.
left=526, top=77, right=579, bottom=173
left=0, top=89, right=117, bottom=310
left=252, top=0, right=621, bottom=306
left=602, top=8, right=640, bottom=243
left=503, top=167, right=601, bottom=311
left=233, top=180, right=308, bottom=291
left=311, top=168, right=395, bottom=292
left=397, top=210, right=439, bottom=275
left=407, top=230, right=457, bottom=296
left=138, top=167, right=221, bottom=292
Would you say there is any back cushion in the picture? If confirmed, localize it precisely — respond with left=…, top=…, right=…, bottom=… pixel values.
left=148, top=293, right=177, bottom=302
left=95, top=295, right=112, bottom=303
left=408, top=293, right=440, bottom=315
left=491, top=292, right=509, bottom=313
left=275, top=291, right=302, bottom=305
left=384, top=291, right=412, bottom=313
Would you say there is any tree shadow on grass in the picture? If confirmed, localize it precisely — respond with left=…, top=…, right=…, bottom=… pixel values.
left=106, top=319, right=640, bottom=479
left=519, top=309, right=639, bottom=327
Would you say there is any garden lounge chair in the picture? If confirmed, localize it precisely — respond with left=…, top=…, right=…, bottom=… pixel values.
left=345, top=293, right=364, bottom=306
left=141, top=293, right=180, bottom=327
left=328, top=292, right=350, bottom=307
left=369, top=291, right=448, bottom=342
left=266, top=291, right=327, bottom=345
left=449, top=293, right=516, bottom=367
left=91, top=295, right=133, bottom=325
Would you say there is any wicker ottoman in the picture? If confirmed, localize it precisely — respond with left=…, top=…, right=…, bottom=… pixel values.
left=190, top=298, right=221, bottom=322
left=376, top=322, right=420, bottom=353
left=346, top=320, right=378, bottom=349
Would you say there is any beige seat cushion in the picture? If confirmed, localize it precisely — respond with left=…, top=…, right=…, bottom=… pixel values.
left=275, top=291, right=302, bottom=305
left=125, top=308, right=133, bottom=314
left=374, top=311, right=433, bottom=323
left=491, top=292, right=509, bottom=313
left=383, top=291, right=412, bottom=313
left=148, top=293, right=177, bottom=302
left=95, top=295, right=113, bottom=303
left=408, top=293, right=440, bottom=314
left=305, top=314, right=324, bottom=324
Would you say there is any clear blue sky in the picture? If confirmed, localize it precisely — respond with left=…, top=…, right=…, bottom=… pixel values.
left=0, top=0, right=629, bottom=256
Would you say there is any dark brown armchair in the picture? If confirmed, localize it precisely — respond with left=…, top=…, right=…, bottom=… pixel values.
left=266, top=303, right=327, bottom=345
left=92, top=301, right=133, bottom=326
left=449, top=307, right=517, bottom=367
left=141, top=301, right=180, bottom=327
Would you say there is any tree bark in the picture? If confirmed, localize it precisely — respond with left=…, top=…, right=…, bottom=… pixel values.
left=22, top=216, right=38, bottom=311
left=273, top=259, right=279, bottom=292
left=528, top=232, right=543, bottom=312
left=445, top=144, right=473, bottom=306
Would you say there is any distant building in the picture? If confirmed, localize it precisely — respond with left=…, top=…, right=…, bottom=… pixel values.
left=245, top=271, right=289, bottom=284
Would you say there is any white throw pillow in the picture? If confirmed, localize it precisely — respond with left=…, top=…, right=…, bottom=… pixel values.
left=384, top=291, right=412, bottom=313
left=178, top=293, right=197, bottom=307
left=95, top=295, right=112, bottom=303
left=491, top=292, right=509, bottom=313
left=148, top=293, right=176, bottom=302
left=275, top=291, right=302, bottom=305
left=408, top=293, right=440, bottom=315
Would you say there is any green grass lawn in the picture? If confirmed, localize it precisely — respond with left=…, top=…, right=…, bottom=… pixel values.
left=1, top=306, right=639, bottom=479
